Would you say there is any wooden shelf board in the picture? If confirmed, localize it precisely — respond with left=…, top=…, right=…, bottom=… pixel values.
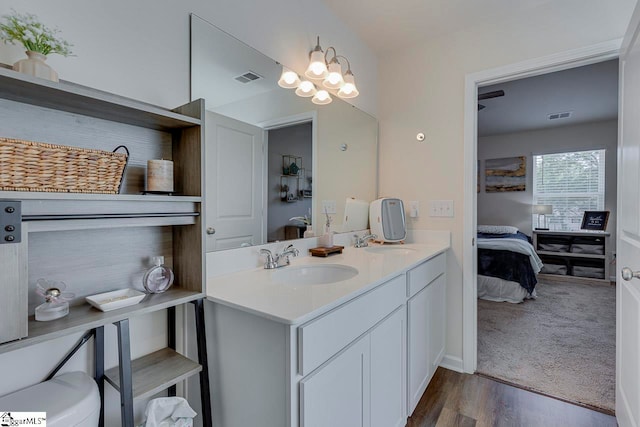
left=0, top=289, right=204, bottom=355
left=538, top=273, right=612, bottom=285
left=104, top=348, right=202, bottom=400
left=536, top=250, right=606, bottom=260
left=26, top=215, right=198, bottom=233
left=533, top=230, right=610, bottom=237
left=0, top=192, right=201, bottom=203
left=0, top=68, right=201, bottom=131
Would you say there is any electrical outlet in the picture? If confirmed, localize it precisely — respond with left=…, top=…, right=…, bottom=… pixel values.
left=321, top=200, right=336, bottom=214
left=409, top=201, right=419, bottom=218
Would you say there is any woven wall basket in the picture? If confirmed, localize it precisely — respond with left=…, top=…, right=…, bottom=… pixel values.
left=0, top=137, right=128, bottom=194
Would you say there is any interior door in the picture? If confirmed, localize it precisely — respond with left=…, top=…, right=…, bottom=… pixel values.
left=205, top=111, right=265, bottom=251
left=617, top=4, right=640, bottom=426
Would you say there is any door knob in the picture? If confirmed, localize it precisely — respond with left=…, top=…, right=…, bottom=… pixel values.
left=206, top=227, right=216, bottom=235
left=621, top=267, right=640, bottom=281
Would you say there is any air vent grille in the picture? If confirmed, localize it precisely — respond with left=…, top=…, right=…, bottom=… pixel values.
left=548, top=111, right=572, bottom=120
left=234, top=71, right=263, bottom=84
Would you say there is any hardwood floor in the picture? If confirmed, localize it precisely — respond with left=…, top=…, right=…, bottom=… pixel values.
left=407, top=368, right=617, bottom=427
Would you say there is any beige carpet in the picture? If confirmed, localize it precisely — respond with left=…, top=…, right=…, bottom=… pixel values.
left=477, top=280, right=616, bottom=413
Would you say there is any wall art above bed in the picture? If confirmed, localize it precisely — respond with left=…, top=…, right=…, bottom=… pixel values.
left=485, top=156, right=526, bottom=192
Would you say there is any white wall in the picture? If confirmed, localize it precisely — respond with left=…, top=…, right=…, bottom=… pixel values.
left=377, top=2, right=633, bottom=363
left=0, top=0, right=377, bottom=116
left=478, top=120, right=618, bottom=245
left=0, top=1, right=377, bottom=424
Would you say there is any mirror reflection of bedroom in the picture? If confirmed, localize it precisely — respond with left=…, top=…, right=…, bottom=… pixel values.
left=475, top=59, right=618, bottom=414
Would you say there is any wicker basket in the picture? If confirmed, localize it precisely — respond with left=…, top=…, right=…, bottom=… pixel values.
left=0, top=137, right=128, bottom=194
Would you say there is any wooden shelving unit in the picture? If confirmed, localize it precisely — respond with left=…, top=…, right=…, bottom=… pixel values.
left=533, top=230, right=612, bottom=283
left=105, top=347, right=202, bottom=400
left=0, top=67, right=210, bottom=427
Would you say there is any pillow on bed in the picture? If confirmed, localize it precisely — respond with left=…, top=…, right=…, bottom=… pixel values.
left=478, top=225, right=519, bottom=235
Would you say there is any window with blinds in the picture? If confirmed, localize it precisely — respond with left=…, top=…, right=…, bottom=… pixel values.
left=533, top=149, right=605, bottom=231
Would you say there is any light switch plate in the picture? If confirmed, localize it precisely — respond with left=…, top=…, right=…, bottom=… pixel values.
left=429, top=200, right=454, bottom=217
left=321, top=200, right=337, bottom=214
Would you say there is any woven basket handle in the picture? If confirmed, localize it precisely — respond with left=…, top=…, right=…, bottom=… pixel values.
left=112, top=145, right=130, bottom=194
left=112, top=145, right=130, bottom=157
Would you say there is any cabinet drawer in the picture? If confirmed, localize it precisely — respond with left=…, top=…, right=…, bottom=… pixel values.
left=298, top=274, right=405, bottom=376
left=407, top=253, right=445, bottom=298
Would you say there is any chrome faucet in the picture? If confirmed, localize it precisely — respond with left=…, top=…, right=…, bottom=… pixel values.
left=260, top=244, right=300, bottom=269
left=279, top=244, right=300, bottom=266
left=354, top=234, right=377, bottom=248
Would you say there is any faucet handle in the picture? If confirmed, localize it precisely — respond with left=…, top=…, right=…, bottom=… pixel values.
left=259, top=249, right=278, bottom=269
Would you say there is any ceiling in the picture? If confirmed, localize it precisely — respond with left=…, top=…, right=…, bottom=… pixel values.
left=477, top=59, right=618, bottom=136
left=321, top=0, right=633, bottom=54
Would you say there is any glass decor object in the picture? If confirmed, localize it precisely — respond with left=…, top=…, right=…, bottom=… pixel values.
left=143, top=256, right=175, bottom=293
left=35, top=279, right=75, bottom=321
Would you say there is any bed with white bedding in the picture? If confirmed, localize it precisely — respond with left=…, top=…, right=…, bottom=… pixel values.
left=477, top=226, right=543, bottom=303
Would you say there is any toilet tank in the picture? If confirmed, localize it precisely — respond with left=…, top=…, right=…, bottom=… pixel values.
left=369, top=198, right=406, bottom=242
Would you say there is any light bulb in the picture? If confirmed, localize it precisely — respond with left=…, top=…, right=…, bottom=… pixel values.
left=337, top=70, right=359, bottom=98
left=305, top=41, right=328, bottom=79
left=322, top=60, right=344, bottom=89
left=312, top=89, right=332, bottom=105
left=278, top=67, right=300, bottom=89
left=295, top=80, right=317, bottom=97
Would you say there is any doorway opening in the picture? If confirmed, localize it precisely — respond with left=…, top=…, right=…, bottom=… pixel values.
left=462, top=41, right=620, bottom=413
left=266, top=121, right=313, bottom=242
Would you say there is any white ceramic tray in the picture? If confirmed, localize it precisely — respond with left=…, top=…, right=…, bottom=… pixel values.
left=86, top=288, right=146, bottom=312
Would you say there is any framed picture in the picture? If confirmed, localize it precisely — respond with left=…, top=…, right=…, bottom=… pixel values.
left=580, top=211, right=610, bottom=231
left=485, top=156, right=526, bottom=192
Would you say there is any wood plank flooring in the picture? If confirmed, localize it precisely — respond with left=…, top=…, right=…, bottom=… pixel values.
left=407, top=368, right=617, bottom=427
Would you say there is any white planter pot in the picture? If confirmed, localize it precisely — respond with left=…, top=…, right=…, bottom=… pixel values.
left=13, top=51, right=59, bottom=82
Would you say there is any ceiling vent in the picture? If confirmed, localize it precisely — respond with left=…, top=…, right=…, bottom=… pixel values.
left=547, top=111, right=572, bottom=120
left=234, top=71, right=263, bottom=84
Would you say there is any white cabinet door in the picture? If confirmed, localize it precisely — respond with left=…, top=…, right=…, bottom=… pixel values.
left=428, top=274, right=446, bottom=373
left=371, top=307, right=406, bottom=427
left=300, top=336, right=371, bottom=427
left=407, top=283, right=430, bottom=414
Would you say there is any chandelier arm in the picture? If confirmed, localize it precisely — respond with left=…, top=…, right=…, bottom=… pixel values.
left=324, top=46, right=338, bottom=63
left=336, top=55, right=352, bottom=72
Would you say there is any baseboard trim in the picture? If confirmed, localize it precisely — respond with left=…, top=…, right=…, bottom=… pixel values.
left=439, top=354, right=464, bottom=373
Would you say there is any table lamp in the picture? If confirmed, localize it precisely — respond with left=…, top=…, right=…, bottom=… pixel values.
left=533, top=204, right=553, bottom=230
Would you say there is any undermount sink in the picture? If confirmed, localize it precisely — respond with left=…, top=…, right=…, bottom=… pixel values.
left=272, top=264, right=358, bottom=285
left=364, top=246, right=417, bottom=255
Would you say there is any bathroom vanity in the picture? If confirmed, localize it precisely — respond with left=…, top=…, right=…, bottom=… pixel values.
left=206, top=242, right=448, bottom=427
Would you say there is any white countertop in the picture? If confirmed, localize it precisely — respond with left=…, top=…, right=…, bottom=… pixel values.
left=206, top=242, right=449, bottom=325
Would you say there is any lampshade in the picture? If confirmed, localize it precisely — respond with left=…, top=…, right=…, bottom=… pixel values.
left=337, top=69, right=359, bottom=98
left=323, top=59, right=344, bottom=89
left=533, top=204, right=553, bottom=215
left=295, top=80, right=317, bottom=97
left=277, top=67, right=300, bottom=89
left=305, top=37, right=328, bottom=79
left=312, top=89, right=332, bottom=105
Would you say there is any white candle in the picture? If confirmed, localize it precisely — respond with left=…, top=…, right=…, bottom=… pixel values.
left=147, top=160, right=174, bottom=192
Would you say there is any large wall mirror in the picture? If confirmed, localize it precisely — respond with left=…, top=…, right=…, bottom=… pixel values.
left=190, top=14, right=378, bottom=252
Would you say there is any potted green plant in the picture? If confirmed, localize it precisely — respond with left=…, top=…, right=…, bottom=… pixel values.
left=0, top=10, right=73, bottom=82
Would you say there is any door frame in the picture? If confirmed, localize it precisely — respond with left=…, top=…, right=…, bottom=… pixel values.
left=461, top=39, right=622, bottom=373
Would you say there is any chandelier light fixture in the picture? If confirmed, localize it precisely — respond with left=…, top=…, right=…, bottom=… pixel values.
left=277, top=36, right=359, bottom=105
